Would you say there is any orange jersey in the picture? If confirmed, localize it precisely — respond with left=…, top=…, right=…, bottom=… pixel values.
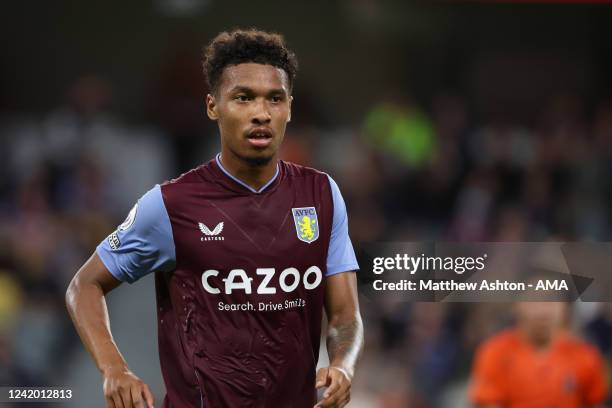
left=469, top=328, right=608, bottom=408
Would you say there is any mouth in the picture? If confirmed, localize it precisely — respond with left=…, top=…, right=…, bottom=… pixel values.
left=246, top=128, right=273, bottom=148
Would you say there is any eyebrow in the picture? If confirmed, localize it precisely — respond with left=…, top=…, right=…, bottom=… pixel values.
left=229, top=86, right=287, bottom=95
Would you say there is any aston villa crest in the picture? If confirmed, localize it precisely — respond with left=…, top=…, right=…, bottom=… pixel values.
left=291, top=207, right=319, bottom=243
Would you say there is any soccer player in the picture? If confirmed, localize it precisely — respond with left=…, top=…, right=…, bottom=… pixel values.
left=470, top=301, right=607, bottom=408
left=65, top=29, right=363, bottom=408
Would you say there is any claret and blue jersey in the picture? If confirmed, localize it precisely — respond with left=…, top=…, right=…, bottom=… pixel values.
left=96, top=155, right=359, bottom=408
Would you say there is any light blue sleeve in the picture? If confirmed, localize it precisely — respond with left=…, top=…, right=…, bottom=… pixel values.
left=326, top=175, right=359, bottom=276
left=96, top=184, right=176, bottom=283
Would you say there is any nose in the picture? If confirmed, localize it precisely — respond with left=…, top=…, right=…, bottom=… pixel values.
left=252, top=99, right=271, bottom=125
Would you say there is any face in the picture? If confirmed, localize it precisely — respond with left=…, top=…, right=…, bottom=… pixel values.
left=515, top=302, right=566, bottom=344
left=206, top=63, right=292, bottom=166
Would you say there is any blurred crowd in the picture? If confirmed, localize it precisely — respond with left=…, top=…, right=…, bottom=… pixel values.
left=301, top=90, right=612, bottom=407
left=1, top=71, right=611, bottom=407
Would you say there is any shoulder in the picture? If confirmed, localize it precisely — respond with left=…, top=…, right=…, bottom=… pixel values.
left=133, top=184, right=168, bottom=227
left=281, top=160, right=330, bottom=181
left=281, top=161, right=336, bottom=199
left=476, top=328, right=520, bottom=357
left=159, top=162, right=215, bottom=202
left=471, top=329, right=520, bottom=377
left=162, top=163, right=209, bottom=188
left=559, top=333, right=603, bottom=363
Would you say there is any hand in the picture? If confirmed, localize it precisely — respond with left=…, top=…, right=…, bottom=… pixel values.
left=102, top=366, right=155, bottom=408
left=314, top=366, right=352, bottom=408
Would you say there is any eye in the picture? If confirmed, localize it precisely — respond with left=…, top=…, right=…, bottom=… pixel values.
left=235, top=94, right=251, bottom=102
left=271, top=95, right=283, bottom=103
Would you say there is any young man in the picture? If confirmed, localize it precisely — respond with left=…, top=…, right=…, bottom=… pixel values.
left=470, top=302, right=607, bottom=408
left=65, top=29, right=363, bottom=408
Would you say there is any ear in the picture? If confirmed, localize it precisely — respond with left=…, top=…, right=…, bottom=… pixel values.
left=206, top=94, right=218, bottom=120
left=287, top=95, right=293, bottom=123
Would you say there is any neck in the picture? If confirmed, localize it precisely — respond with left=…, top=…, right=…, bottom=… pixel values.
left=520, top=326, right=559, bottom=351
left=218, top=149, right=278, bottom=192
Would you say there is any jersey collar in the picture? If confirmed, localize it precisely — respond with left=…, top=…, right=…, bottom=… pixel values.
left=215, top=153, right=280, bottom=194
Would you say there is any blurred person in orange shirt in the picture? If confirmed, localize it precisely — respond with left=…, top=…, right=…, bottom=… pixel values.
left=469, top=302, right=608, bottom=408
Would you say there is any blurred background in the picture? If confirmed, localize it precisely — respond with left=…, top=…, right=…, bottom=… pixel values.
left=1, top=1, right=612, bottom=407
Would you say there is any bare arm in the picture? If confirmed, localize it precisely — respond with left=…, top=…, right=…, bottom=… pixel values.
left=65, top=253, right=124, bottom=373
left=325, top=272, right=363, bottom=377
left=65, top=253, right=154, bottom=408
left=315, top=272, right=364, bottom=408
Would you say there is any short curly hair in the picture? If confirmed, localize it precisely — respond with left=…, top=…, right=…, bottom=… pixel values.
left=202, top=28, right=298, bottom=94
